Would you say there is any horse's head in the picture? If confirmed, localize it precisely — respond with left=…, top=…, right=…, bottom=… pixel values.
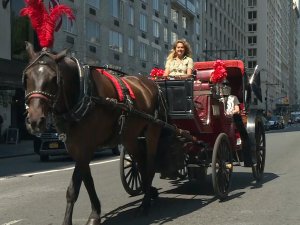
left=23, top=42, right=68, bottom=134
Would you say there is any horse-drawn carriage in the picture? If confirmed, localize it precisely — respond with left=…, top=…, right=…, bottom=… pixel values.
left=120, top=59, right=266, bottom=199
left=23, top=42, right=266, bottom=223
left=21, top=1, right=266, bottom=223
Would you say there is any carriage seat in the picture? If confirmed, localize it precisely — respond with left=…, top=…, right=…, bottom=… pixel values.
left=193, top=69, right=213, bottom=96
left=192, top=69, right=214, bottom=125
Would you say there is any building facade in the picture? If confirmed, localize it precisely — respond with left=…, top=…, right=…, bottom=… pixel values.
left=245, top=0, right=299, bottom=114
left=2, top=0, right=298, bottom=140
left=0, top=0, right=37, bottom=141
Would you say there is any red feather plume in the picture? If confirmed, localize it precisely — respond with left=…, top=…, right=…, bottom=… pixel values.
left=20, top=0, right=75, bottom=48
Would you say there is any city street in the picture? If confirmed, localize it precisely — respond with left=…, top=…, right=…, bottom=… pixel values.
left=1, top=125, right=300, bottom=225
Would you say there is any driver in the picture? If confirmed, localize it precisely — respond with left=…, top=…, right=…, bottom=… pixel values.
left=219, top=80, right=240, bottom=116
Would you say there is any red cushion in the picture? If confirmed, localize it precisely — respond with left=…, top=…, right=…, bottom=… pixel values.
left=194, top=69, right=213, bottom=82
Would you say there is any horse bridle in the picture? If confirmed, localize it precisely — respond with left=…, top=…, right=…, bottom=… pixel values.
left=22, top=48, right=62, bottom=110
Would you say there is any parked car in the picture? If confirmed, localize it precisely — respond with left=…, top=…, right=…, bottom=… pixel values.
left=262, top=117, right=270, bottom=131
left=267, top=115, right=284, bottom=130
left=33, top=128, right=120, bottom=161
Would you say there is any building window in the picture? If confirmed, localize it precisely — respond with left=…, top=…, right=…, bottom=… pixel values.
left=86, top=19, right=100, bottom=43
left=171, top=32, right=178, bottom=45
left=248, top=36, right=257, bottom=44
left=182, top=16, right=187, bottom=29
left=248, top=60, right=257, bottom=68
left=11, top=1, right=35, bottom=60
left=171, top=8, right=178, bottom=24
left=140, top=43, right=147, bottom=60
left=248, top=11, right=257, bottom=20
left=248, top=0, right=257, bottom=7
left=128, top=38, right=134, bottom=56
left=153, top=0, right=159, bottom=11
left=128, top=6, right=134, bottom=25
left=196, top=22, right=200, bottom=35
left=248, top=48, right=257, bottom=57
left=110, top=0, right=123, bottom=19
left=109, top=30, right=123, bottom=52
left=63, top=13, right=77, bottom=34
left=164, top=28, right=168, bottom=42
left=153, top=20, right=160, bottom=38
left=87, top=0, right=100, bottom=9
left=163, top=3, right=168, bottom=17
left=248, top=23, right=257, bottom=32
left=140, top=13, right=147, bottom=32
left=153, top=48, right=159, bottom=64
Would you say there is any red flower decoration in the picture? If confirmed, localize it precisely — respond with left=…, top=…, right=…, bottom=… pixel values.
left=150, top=68, right=165, bottom=78
left=210, top=60, right=227, bottom=84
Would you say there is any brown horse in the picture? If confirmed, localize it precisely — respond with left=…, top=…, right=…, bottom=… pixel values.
left=23, top=42, right=166, bottom=225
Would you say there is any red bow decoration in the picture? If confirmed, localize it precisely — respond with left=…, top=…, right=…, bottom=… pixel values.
left=20, top=0, right=75, bottom=48
left=210, top=60, right=228, bottom=84
left=150, top=68, right=165, bottom=78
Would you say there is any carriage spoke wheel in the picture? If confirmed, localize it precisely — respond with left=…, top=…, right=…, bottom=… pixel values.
left=212, top=133, right=233, bottom=200
left=252, top=119, right=266, bottom=181
left=120, top=146, right=143, bottom=196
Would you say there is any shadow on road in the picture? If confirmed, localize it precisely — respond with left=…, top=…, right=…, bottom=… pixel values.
left=101, top=191, right=217, bottom=225
left=101, top=171, right=278, bottom=225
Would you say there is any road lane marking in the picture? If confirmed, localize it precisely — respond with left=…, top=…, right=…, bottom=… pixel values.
left=21, top=158, right=120, bottom=177
left=2, top=220, right=24, bottom=225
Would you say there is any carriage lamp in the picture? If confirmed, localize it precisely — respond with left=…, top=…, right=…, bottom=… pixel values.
left=2, top=0, right=9, bottom=9
left=226, top=164, right=233, bottom=170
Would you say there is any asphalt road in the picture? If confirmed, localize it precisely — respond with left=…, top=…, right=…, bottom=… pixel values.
left=1, top=125, right=300, bottom=225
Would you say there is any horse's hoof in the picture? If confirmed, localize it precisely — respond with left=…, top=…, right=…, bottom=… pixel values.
left=150, top=187, right=159, bottom=200
left=85, top=218, right=101, bottom=225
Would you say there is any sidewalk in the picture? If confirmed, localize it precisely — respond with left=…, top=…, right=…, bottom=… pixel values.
left=0, top=140, right=35, bottom=159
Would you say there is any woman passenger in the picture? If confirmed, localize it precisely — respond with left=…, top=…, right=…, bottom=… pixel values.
left=163, top=39, right=194, bottom=79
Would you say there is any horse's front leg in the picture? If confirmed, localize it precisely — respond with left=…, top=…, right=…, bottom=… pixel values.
left=62, top=164, right=82, bottom=225
left=81, top=163, right=101, bottom=225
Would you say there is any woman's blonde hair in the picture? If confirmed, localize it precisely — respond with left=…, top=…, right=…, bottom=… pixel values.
left=166, top=39, right=192, bottom=61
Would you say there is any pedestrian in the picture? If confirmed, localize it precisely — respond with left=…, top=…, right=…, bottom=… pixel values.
left=163, top=39, right=194, bottom=79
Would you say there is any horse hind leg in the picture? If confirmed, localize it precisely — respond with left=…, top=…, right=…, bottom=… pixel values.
left=139, top=125, right=161, bottom=212
left=62, top=164, right=82, bottom=225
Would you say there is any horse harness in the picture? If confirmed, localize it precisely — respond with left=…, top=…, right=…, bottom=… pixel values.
left=23, top=49, right=136, bottom=137
left=23, top=48, right=63, bottom=110
left=23, top=49, right=200, bottom=145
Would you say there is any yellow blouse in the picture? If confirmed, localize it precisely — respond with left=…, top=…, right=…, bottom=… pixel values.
left=165, top=56, right=194, bottom=76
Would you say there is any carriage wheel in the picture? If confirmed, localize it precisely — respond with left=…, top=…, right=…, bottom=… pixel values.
left=252, top=118, right=266, bottom=181
left=119, top=145, right=143, bottom=196
left=212, top=133, right=233, bottom=200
